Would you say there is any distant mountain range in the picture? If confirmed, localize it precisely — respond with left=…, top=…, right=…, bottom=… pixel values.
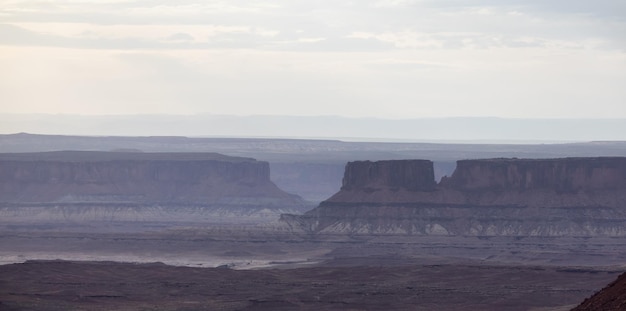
left=2, top=114, right=625, bottom=142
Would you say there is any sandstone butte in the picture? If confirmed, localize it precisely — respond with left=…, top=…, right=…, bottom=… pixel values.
left=281, top=157, right=626, bottom=236
left=0, top=151, right=302, bottom=206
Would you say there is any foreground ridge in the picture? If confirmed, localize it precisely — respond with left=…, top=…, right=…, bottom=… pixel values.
left=572, top=272, right=626, bottom=311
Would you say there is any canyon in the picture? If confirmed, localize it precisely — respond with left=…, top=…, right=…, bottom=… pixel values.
left=282, top=157, right=626, bottom=236
left=2, top=135, right=626, bottom=310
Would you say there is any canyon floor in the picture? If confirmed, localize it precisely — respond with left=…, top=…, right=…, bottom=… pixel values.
left=0, top=258, right=619, bottom=311
left=1, top=224, right=624, bottom=310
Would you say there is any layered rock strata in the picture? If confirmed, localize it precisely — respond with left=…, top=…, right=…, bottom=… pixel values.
left=282, top=158, right=626, bottom=236
left=0, top=151, right=306, bottom=223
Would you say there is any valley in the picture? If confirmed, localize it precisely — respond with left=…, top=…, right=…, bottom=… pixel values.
left=1, top=134, right=626, bottom=310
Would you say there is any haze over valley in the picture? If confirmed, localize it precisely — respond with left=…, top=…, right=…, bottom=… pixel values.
left=2, top=0, right=626, bottom=310
left=1, top=134, right=626, bottom=310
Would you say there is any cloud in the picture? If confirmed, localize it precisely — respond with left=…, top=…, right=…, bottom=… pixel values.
left=0, top=23, right=282, bottom=49
left=1, top=0, right=625, bottom=119
left=0, top=22, right=395, bottom=51
left=2, top=1, right=624, bottom=51
left=165, top=32, right=194, bottom=42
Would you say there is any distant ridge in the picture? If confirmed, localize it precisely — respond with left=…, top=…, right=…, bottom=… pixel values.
left=0, top=150, right=254, bottom=162
left=0, top=150, right=297, bottom=204
left=2, top=114, right=626, bottom=142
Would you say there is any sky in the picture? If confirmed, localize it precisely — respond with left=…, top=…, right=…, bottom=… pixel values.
left=0, top=0, right=625, bottom=119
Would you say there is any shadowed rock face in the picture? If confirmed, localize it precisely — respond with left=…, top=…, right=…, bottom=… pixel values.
left=0, top=151, right=300, bottom=205
left=325, top=157, right=626, bottom=207
left=283, top=157, right=626, bottom=236
left=441, top=158, right=626, bottom=192
left=341, top=160, right=436, bottom=192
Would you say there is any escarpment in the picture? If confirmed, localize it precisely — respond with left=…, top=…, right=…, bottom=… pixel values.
left=442, top=157, right=626, bottom=192
left=0, top=151, right=301, bottom=204
left=282, top=158, right=626, bottom=236
left=340, top=160, right=436, bottom=192
left=0, top=151, right=308, bottom=224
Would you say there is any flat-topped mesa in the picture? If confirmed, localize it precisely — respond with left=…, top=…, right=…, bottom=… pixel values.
left=326, top=157, right=626, bottom=207
left=283, top=157, right=626, bottom=236
left=437, top=157, right=626, bottom=208
left=441, top=157, right=626, bottom=193
left=0, top=151, right=300, bottom=205
left=325, top=160, right=438, bottom=204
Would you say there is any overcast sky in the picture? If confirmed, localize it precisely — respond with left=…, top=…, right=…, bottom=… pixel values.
left=1, top=0, right=625, bottom=119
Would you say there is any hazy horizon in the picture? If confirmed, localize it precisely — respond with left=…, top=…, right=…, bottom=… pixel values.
left=1, top=1, right=625, bottom=121
left=2, top=113, right=626, bottom=143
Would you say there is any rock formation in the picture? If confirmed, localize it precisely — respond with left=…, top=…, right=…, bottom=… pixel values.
left=572, top=272, right=626, bottom=311
left=340, top=160, right=437, bottom=192
left=282, top=158, right=626, bottom=236
left=0, top=151, right=307, bottom=224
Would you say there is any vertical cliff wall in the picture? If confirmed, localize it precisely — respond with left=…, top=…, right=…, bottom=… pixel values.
left=441, top=158, right=626, bottom=192
left=341, top=160, right=436, bottom=191
left=325, top=157, right=626, bottom=207
left=0, top=151, right=302, bottom=205
left=324, top=160, right=441, bottom=203
left=283, top=157, right=626, bottom=236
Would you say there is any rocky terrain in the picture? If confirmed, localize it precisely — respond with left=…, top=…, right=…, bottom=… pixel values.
left=0, top=151, right=308, bottom=225
left=573, top=272, right=626, bottom=311
left=283, top=158, right=626, bottom=236
left=1, top=136, right=626, bottom=310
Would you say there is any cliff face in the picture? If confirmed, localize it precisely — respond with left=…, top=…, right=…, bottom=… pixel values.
left=0, top=151, right=299, bottom=204
left=442, top=158, right=626, bottom=192
left=325, top=157, right=626, bottom=208
left=341, top=160, right=436, bottom=192
left=283, top=157, right=626, bottom=236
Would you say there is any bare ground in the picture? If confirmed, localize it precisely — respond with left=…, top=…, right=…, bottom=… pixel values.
left=0, top=258, right=620, bottom=311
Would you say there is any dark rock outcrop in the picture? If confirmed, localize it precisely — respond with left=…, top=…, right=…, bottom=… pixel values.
left=442, top=158, right=626, bottom=192
left=341, top=160, right=436, bottom=192
left=572, top=272, right=626, bottom=311
left=282, top=158, right=626, bottom=236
